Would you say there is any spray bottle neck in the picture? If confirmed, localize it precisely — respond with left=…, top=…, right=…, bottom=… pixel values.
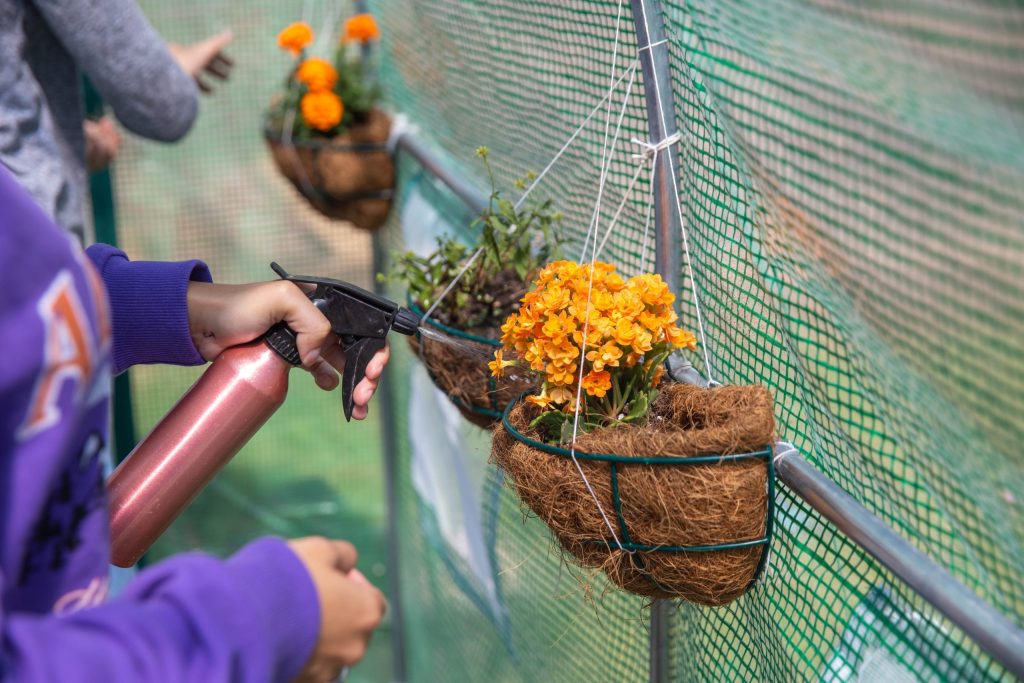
left=262, top=323, right=303, bottom=366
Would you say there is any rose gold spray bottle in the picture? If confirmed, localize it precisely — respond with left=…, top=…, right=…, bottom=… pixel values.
left=106, top=265, right=419, bottom=567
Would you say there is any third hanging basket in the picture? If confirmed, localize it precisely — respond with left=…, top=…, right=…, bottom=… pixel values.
left=265, top=108, right=395, bottom=231
left=492, top=382, right=775, bottom=606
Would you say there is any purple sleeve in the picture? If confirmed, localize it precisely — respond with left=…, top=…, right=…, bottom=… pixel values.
left=2, top=538, right=319, bottom=682
left=85, top=244, right=212, bottom=375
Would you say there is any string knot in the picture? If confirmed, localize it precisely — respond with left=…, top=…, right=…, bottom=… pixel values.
left=631, top=132, right=682, bottom=159
left=773, top=441, right=798, bottom=465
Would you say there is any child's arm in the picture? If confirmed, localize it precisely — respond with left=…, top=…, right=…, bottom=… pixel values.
left=2, top=536, right=383, bottom=682
left=84, top=245, right=389, bottom=416
left=31, top=0, right=198, bottom=142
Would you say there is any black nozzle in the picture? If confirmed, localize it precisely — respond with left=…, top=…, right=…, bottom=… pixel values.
left=392, top=307, right=420, bottom=336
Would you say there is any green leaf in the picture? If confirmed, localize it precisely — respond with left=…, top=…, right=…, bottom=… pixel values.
left=529, top=410, right=568, bottom=440
left=496, top=198, right=515, bottom=219
left=560, top=420, right=576, bottom=445
left=623, top=393, right=650, bottom=422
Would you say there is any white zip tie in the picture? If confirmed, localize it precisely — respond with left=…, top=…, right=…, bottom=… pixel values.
left=630, top=132, right=682, bottom=159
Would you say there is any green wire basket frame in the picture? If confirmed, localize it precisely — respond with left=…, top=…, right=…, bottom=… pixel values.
left=500, top=393, right=776, bottom=587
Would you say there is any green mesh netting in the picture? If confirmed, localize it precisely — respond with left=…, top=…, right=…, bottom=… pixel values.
left=102, top=0, right=1023, bottom=681
left=372, top=0, right=1024, bottom=681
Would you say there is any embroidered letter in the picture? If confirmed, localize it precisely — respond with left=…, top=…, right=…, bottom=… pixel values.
left=19, top=271, right=95, bottom=438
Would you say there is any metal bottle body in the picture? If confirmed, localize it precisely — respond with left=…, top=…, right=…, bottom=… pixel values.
left=107, top=341, right=291, bottom=567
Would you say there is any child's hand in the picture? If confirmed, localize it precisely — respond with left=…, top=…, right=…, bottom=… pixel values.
left=186, top=281, right=390, bottom=418
left=287, top=537, right=386, bottom=682
left=168, top=30, right=234, bottom=95
left=84, top=116, right=121, bottom=172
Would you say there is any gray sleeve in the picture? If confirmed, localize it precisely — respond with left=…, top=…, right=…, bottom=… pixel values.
left=33, top=0, right=199, bottom=142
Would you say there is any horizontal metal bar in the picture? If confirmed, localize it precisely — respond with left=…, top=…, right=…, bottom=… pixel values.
left=775, top=449, right=1024, bottom=679
left=394, top=133, right=487, bottom=214
left=391, top=130, right=1024, bottom=677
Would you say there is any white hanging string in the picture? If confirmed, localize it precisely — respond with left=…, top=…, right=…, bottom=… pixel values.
left=638, top=155, right=657, bottom=267
left=420, top=246, right=483, bottom=322
left=419, top=59, right=638, bottom=327
left=514, top=60, right=638, bottom=212
left=563, top=0, right=636, bottom=554
left=302, top=0, right=315, bottom=25
left=317, top=2, right=345, bottom=55
left=667, top=155, right=715, bottom=384
left=580, top=0, right=627, bottom=261
left=578, top=62, right=638, bottom=262
left=594, top=159, right=647, bottom=256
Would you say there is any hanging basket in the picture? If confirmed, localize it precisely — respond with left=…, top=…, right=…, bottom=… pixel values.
left=407, top=298, right=537, bottom=429
left=491, top=383, right=775, bottom=606
left=264, top=108, right=395, bottom=231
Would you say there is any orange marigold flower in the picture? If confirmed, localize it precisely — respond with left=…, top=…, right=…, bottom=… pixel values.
left=632, top=326, right=654, bottom=354
left=612, top=289, right=645, bottom=319
left=296, top=57, right=338, bottom=92
left=343, top=13, right=381, bottom=43
left=488, top=349, right=516, bottom=378
left=571, top=326, right=605, bottom=348
left=498, top=259, right=700, bottom=423
left=638, top=310, right=666, bottom=335
left=278, top=22, right=314, bottom=55
left=301, top=91, right=344, bottom=132
left=581, top=370, right=612, bottom=398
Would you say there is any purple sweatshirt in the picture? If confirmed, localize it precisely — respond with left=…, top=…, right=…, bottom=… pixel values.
left=0, top=168, right=319, bottom=681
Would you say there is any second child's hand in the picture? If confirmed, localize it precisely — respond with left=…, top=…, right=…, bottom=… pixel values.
left=168, top=30, right=234, bottom=95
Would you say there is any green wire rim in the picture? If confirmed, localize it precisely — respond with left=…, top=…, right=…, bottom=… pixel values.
left=407, top=296, right=505, bottom=417
left=500, top=392, right=775, bottom=569
left=406, top=297, right=503, bottom=346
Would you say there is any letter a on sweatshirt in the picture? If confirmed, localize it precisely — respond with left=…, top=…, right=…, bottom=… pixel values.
left=19, top=270, right=95, bottom=439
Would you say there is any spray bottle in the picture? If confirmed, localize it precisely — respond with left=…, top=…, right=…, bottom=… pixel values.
left=106, top=263, right=420, bottom=567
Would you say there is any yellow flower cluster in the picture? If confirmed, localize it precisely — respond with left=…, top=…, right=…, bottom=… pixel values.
left=493, top=260, right=697, bottom=412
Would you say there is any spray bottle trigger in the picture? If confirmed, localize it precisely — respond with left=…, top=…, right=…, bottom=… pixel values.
left=340, top=336, right=386, bottom=421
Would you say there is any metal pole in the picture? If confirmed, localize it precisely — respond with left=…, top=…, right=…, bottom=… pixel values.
left=373, top=230, right=408, bottom=683
left=394, top=134, right=488, bottom=214
left=775, top=450, right=1024, bottom=679
left=629, top=0, right=682, bottom=679
left=84, top=80, right=138, bottom=463
left=360, top=0, right=407, bottom=675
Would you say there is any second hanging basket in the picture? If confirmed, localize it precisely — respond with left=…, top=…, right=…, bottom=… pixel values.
left=265, top=108, right=395, bottom=231
left=492, top=382, right=775, bottom=606
left=407, top=299, right=537, bottom=429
